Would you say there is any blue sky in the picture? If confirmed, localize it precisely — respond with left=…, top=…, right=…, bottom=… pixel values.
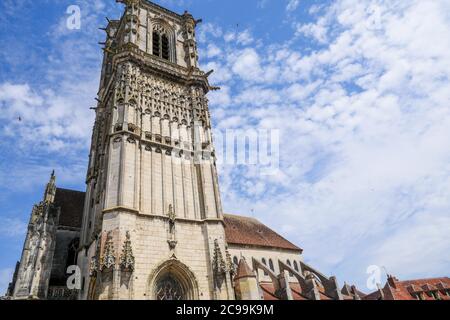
left=1, top=0, right=450, bottom=295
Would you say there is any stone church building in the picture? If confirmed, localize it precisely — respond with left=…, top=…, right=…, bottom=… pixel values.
left=7, top=0, right=357, bottom=301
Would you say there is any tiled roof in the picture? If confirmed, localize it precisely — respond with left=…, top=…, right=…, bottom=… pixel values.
left=341, top=283, right=367, bottom=298
left=398, top=277, right=450, bottom=288
left=394, top=277, right=450, bottom=300
left=260, top=282, right=336, bottom=300
left=289, top=283, right=309, bottom=300
left=54, top=188, right=85, bottom=229
left=364, top=276, right=450, bottom=300
left=223, top=214, right=302, bottom=251
left=259, top=283, right=279, bottom=300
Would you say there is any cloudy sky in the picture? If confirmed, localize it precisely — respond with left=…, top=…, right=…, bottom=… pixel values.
left=1, top=0, right=449, bottom=295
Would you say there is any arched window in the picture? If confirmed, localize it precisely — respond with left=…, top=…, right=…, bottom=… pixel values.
left=293, top=261, right=299, bottom=272
left=287, top=260, right=293, bottom=277
left=162, top=34, right=169, bottom=60
left=153, top=31, right=170, bottom=61
left=262, top=258, right=268, bottom=276
left=152, top=260, right=198, bottom=300
left=152, top=31, right=160, bottom=57
left=233, top=256, right=239, bottom=267
left=269, top=259, right=274, bottom=272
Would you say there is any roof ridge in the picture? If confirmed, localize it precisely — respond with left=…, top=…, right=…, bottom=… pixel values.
left=399, top=276, right=450, bottom=283
left=56, top=187, right=85, bottom=194
left=223, top=214, right=302, bottom=251
left=224, top=213, right=259, bottom=221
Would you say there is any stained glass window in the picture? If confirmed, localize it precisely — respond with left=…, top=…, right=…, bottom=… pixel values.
left=155, top=275, right=184, bottom=301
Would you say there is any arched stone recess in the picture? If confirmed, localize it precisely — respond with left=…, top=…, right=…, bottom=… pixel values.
left=150, top=18, right=177, bottom=63
left=147, top=258, right=199, bottom=300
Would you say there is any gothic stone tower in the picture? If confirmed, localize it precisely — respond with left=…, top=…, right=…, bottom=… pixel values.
left=77, top=0, right=235, bottom=300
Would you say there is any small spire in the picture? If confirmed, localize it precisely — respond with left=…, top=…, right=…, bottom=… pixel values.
left=44, top=170, right=56, bottom=203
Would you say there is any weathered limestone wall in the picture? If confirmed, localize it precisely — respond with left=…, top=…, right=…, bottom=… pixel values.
left=84, top=210, right=229, bottom=300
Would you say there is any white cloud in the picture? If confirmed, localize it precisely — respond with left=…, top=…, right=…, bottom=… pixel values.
left=0, top=0, right=119, bottom=155
left=236, top=30, right=254, bottom=45
left=231, top=48, right=263, bottom=81
left=1, top=0, right=449, bottom=292
left=0, top=82, right=95, bottom=152
left=224, top=30, right=254, bottom=46
left=0, top=218, right=26, bottom=238
left=204, top=0, right=450, bottom=288
left=286, top=0, right=300, bottom=12
left=209, top=86, right=232, bottom=107
left=198, top=22, right=223, bottom=43
left=206, top=44, right=222, bottom=58
left=295, top=18, right=328, bottom=43
left=235, top=86, right=281, bottom=106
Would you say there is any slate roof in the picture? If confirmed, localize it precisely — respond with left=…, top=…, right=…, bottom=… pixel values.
left=54, top=188, right=85, bottom=229
left=223, top=214, right=302, bottom=252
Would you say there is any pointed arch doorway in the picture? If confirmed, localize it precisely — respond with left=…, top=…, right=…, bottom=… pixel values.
left=149, top=259, right=199, bottom=300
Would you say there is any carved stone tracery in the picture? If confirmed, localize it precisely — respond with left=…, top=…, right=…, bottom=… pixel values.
left=212, top=239, right=227, bottom=276
left=100, top=232, right=116, bottom=271
left=120, top=232, right=135, bottom=272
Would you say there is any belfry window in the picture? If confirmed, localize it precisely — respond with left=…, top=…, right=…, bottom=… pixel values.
left=152, top=32, right=160, bottom=57
left=161, top=34, right=169, bottom=60
left=153, top=31, right=170, bottom=61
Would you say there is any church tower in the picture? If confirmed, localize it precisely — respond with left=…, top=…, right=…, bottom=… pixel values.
left=77, top=0, right=235, bottom=300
